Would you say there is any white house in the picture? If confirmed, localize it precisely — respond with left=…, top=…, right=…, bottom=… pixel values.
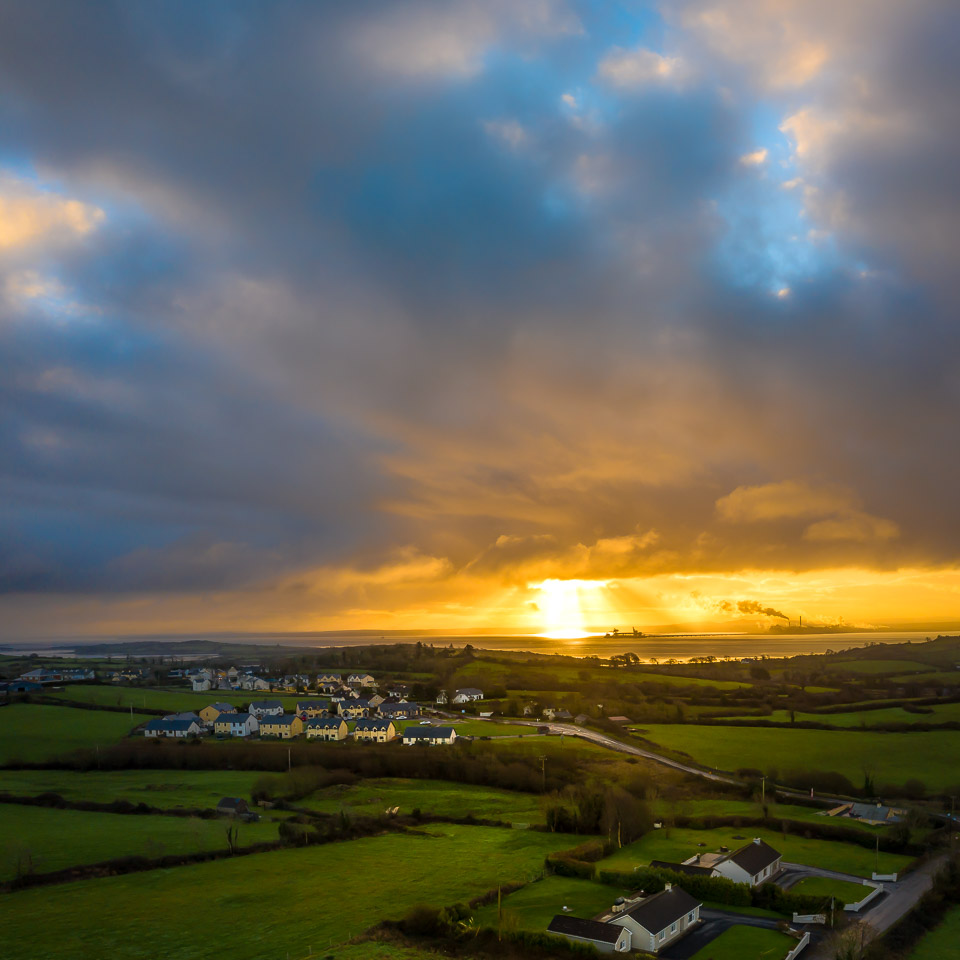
left=608, top=885, right=701, bottom=954
left=547, top=916, right=631, bottom=954
left=402, top=725, right=457, bottom=745
left=711, top=839, right=782, bottom=887
left=143, top=718, right=201, bottom=738
left=452, top=688, right=483, bottom=703
left=248, top=699, right=284, bottom=719
left=192, top=677, right=212, bottom=693
left=214, top=712, right=260, bottom=737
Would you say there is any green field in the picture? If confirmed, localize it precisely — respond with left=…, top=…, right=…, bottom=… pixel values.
left=46, top=684, right=306, bottom=712
left=892, top=671, right=960, bottom=686
left=473, top=875, right=630, bottom=931
left=907, top=903, right=960, bottom=960
left=650, top=799, right=883, bottom=834
left=789, top=876, right=871, bottom=906
left=0, top=802, right=280, bottom=880
left=690, top=924, right=797, bottom=960
left=393, top=719, right=535, bottom=738
left=724, top=702, right=960, bottom=727
left=0, top=769, right=261, bottom=809
left=598, top=825, right=911, bottom=876
left=298, top=777, right=544, bottom=823
left=824, top=660, right=930, bottom=675
left=0, top=704, right=150, bottom=764
left=0, top=824, right=578, bottom=959
left=634, top=723, right=960, bottom=790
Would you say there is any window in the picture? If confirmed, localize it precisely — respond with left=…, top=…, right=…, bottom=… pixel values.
left=671, top=922, right=677, bottom=934
left=658, top=931, right=665, bottom=941
left=688, top=912, right=695, bottom=922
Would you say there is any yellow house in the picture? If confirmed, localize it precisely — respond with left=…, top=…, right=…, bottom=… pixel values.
left=259, top=714, right=303, bottom=738
left=305, top=717, right=348, bottom=740
left=353, top=718, right=396, bottom=743
left=296, top=700, right=330, bottom=719
left=200, top=702, right=236, bottom=725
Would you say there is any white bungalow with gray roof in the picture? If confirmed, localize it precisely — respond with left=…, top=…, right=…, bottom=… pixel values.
left=144, top=718, right=201, bottom=738
left=710, top=839, right=782, bottom=886
left=402, top=725, right=457, bottom=745
left=452, top=688, right=483, bottom=703
left=607, top=884, right=701, bottom=953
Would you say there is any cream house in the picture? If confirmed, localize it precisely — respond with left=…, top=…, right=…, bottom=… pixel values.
left=305, top=717, right=348, bottom=740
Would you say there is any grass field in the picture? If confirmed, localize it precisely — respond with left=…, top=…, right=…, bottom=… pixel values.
left=0, top=824, right=579, bottom=960
left=0, top=769, right=261, bottom=809
left=634, top=723, right=960, bottom=790
left=393, top=719, right=535, bottom=738
left=298, top=777, right=544, bottom=823
left=45, top=685, right=307, bottom=712
left=0, top=704, right=150, bottom=764
left=472, top=875, right=630, bottom=930
left=789, top=877, right=871, bottom=906
left=0, top=802, right=280, bottom=880
left=891, top=671, right=960, bottom=686
left=824, top=660, right=930, bottom=675
left=649, top=799, right=884, bottom=834
left=689, top=924, right=797, bottom=960
left=723, top=702, right=960, bottom=727
left=598, top=825, right=911, bottom=876
left=907, top=903, right=960, bottom=960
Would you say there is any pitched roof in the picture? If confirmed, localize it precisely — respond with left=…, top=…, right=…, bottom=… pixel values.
left=215, top=712, right=252, bottom=723
left=622, top=886, right=700, bottom=934
left=145, top=718, right=197, bottom=732
left=403, top=725, right=455, bottom=739
left=250, top=700, right=283, bottom=709
left=354, top=717, right=393, bottom=730
left=650, top=860, right=716, bottom=877
left=262, top=714, right=298, bottom=726
left=547, top=915, right=622, bottom=944
left=306, top=716, right=344, bottom=728
left=209, top=702, right=235, bottom=712
left=297, top=700, right=330, bottom=709
left=726, top=839, right=782, bottom=875
left=456, top=687, right=483, bottom=696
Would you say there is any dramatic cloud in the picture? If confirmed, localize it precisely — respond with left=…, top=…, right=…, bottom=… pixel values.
left=0, top=1, right=957, bottom=638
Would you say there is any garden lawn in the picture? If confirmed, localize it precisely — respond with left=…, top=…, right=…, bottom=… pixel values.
left=0, top=704, right=150, bottom=764
left=598, top=825, right=911, bottom=876
left=789, top=877, right=871, bottom=906
left=690, top=924, right=797, bottom=960
left=649, top=799, right=884, bottom=835
left=0, top=769, right=261, bottom=809
left=907, top=903, right=960, bottom=960
left=392, top=719, right=534, bottom=738
left=634, top=723, right=960, bottom=791
left=472, top=875, right=631, bottom=931
left=0, top=802, right=280, bottom=880
left=0, top=824, right=578, bottom=960
left=298, top=777, right=544, bottom=823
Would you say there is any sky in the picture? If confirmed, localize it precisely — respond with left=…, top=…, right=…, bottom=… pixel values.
left=1, top=0, right=959, bottom=640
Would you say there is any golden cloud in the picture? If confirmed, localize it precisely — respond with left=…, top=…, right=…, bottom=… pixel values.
left=0, top=177, right=104, bottom=250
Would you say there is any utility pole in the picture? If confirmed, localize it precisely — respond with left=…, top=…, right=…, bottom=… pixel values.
left=539, top=755, right=547, bottom=793
left=761, top=776, right=766, bottom=806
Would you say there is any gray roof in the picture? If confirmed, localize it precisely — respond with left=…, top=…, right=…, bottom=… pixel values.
left=623, top=886, right=700, bottom=934
left=164, top=712, right=201, bottom=723
left=210, top=702, right=235, bottom=712
left=216, top=712, right=252, bottom=723
left=547, top=916, right=622, bottom=944
left=726, top=839, right=781, bottom=875
left=403, top=725, right=455, bottom=739
left=145, top=718, right=197, bottom=732
left=263, top=713, right=298, bottom=726
left=354, top=717, right=392, bottom=730
left=250, top=700, right=283, bottom=709
left=456, top=687, right=483, bottom=696
left=306, top=716, right=344, bottom=728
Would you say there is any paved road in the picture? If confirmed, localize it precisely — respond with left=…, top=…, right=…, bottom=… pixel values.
left=778, top=862, right=874, bottom=889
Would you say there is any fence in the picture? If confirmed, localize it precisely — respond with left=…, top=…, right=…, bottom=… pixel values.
left=792, top=913, right=826, bottom=924
left=844, top=881, right=884, bottom=912
left=784, top=931, right=811, bottom=960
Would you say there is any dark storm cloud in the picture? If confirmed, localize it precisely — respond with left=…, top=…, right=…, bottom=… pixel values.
left=0, top=0, right=959, bottom=632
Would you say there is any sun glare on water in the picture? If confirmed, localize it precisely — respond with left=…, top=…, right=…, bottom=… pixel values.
left=534, top=578, right=609, bottom=640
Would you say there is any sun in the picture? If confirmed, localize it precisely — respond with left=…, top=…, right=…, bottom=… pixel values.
left=533, top=578, right=608, bottom=640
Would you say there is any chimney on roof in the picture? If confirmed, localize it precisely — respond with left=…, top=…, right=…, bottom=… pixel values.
left=664, top=882, right=672, bottom=892
left=753, top=837, right=761, bottom=844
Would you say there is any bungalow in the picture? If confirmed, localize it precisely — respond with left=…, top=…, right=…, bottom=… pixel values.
left=347, top=673, right=376, bottom=687
left=18, top=668, right=65, bottom=683
left=305, top=717, right=348, bottom=741
left=259, top=714, right=304, bottom=739
left=163, top=711, right=202, bottom=725
left=199, top=702, right=236, bottom=725
left=387, top=683, right=411, bottom=698
left=248, top=700, right=284, bottom=719
left=339, top=699, right=371, bottom=719
left=608, top=884, right=701, bottom=953
left=144, top=718, right=201, bottom=738
left=296, top=700, right=331, bottom=719
left=547, top=916, right=631, bottom=954
left=403, top=725, right=457, bottom=746
left=711, top=839, right=782, bottom=886
left=353, top=717, right=396, bottom=743
left=452, top=688, right=483, bottom=703
left=379, top=701, right=421, bottom=720
left=214, top=712, right=260, bottom=737
left=543, top=707, right=573, bottom=721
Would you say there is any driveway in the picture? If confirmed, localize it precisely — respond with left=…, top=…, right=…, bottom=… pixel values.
left=659, top=908, right=815, bottom=960
left=777, top=861, right=872, bottom=889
